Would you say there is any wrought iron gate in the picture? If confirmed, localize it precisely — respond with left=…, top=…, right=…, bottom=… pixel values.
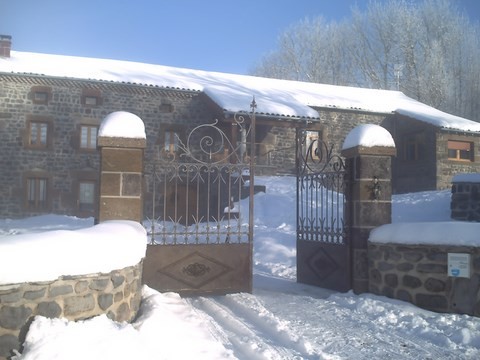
left=296, top=130, right=351, bottom=292
left=142, top=102, right=256, bottom=296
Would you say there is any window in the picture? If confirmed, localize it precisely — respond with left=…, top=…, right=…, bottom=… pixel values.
left=26, top=177, right=47, bottom=210
left=80, top=125, right=98, bottom=150
left=404, top=133, right=425, bottom=161
left=84, top=96, right=98, bottom=106
left=164, top=130, right=180, bottom=153
left=79, top=181, right=95, bottom=212
left=159, top=103, right=174, bottom=113
left=448, top=140, right=473, bottom=161
left=81, top=88, right=102, bottom=107
left=305, top=130, right=323, bottom=157
left=30, top=86, right=51, bottom=105
left=34, top=91, right=49, bottom=103
left=29, top=121, right=48, bottom=148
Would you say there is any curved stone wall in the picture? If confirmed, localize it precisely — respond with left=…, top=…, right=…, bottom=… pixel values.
left=368, top=242, right=480, bottom=317
left=0, top=261, right=143, bottom=359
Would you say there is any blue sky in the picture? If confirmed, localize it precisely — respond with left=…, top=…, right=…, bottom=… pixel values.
left=1, top=0, right=479, bottom=75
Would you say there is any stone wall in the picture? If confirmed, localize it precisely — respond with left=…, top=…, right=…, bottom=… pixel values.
left=0, top=261, right=143, bottom=359
left=368, top=243, right=480, bottom=316
left=436, top=132, right=480, bottom=191
left=451, top=178, right=480, bottom=222
left=0, top=74, right=210, bottom=219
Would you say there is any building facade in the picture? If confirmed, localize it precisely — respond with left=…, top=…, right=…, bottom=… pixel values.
left=1, top=34, right=480, bottom=218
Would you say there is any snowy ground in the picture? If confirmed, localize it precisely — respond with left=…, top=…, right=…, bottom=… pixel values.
left=2, top=176, right=480, bottom=359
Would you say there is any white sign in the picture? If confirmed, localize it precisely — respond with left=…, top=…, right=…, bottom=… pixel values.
left=448, top=253, right=471, bottom=278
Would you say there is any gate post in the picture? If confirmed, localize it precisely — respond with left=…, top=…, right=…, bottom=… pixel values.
left=97, top=112, right=146, bottom=223
left=341, top=125, right=396, bottom=294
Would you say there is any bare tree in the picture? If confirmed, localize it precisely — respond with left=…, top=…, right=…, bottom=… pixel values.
left=252, top=0, right=480, bottom=121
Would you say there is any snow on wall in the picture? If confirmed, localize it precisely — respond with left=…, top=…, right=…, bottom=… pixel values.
left=369, top=222, right=480, bottom=246
left=0, top=220, right=147, bottom=284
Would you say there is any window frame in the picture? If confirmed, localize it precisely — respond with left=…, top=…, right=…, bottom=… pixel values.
left=403, top=132, right=426, bottom=161
left=447, top=140, right=474, bottom=162
left=25, top=176, right=49, bottom=211
left=81, top=88, right=102, bottom=107
left=79, top=124, right=98, bottom=150
left=159, top=125, right=185, bottom=155
left=27, top=120, right=50, bottom=149
left=78, top=180, right=96, bottom=213
left=30, top=86, right=52, bottom=105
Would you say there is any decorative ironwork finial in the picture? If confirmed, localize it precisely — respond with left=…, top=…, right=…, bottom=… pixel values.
left=250, top=96, right=257, bottom=112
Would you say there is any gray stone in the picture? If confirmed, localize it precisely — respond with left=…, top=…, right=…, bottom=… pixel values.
left=382, top=286, right=395, bottom=298
left=64, top=294, right=95, bottom=317
left=417, top=263, right=447, bottom=274
left=75, top=281, right=89, bottom=294
left=114, top=291, right=124, bottom=303
left=36, top=301, right=62, bottom=318
left=396, top=262, right=414, bottom=272
left=385, top=274, right=398, bottom=288
left=384, top=249, right=401, bottom=262
left=89, top=279, right=109, bottom=291
left=0, top=305, right=32, bottom=330
left=98, top=294, right=113, bottom=310
left=111, top=274, right=125, bottom=288
left=403, top=251, right=423, bottom=262
left=396, top=290, right=412, bottom=303
left=424, top=278, right=446, bottom=292
left=24, top=288, right=47, bottom=300
left=116, top=302, right=131, bottom=322
left=49, top=285, right=73, bottom=297
left=378, top=261, right=395, bottom=271
left=416, top=294, right=448, bottom=310
left=0, top=334, right=19, bottom=358
left=426, top=251, right=447, bottom=262
left=402, top=275, right=422, bottom=289
left=0, top=290, right=23, bottom=303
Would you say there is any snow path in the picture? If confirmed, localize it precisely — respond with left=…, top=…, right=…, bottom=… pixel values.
left=185, top=272, right=480, bottom=359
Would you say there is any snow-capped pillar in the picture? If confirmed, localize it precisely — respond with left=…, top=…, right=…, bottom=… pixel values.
left=97, top=112, right=146, bottom=223
left=342, top=125, right=396, bottom=294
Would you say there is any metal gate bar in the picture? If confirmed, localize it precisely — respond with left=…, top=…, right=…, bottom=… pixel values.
left=296, top=131, right=351, bottom=292
left=142, top=99, right=257, bottom=295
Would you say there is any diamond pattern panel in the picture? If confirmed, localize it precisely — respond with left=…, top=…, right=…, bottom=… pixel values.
left=158, top=251, right=233, bottom=289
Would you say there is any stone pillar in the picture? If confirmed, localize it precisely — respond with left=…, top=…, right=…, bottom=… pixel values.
left=97, top=113, right=146, bottom=223
left=342, top=144, right=396, bottom=294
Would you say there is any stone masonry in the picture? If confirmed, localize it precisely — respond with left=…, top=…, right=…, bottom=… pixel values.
left=368, top=243, right=480, bottom=316
left=0, top=261, right=143, bottom=359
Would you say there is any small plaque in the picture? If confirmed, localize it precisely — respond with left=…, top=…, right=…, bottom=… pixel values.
left=448, top=253, right=470, bottom=278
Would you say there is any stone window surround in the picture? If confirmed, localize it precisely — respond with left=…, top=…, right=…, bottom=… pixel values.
left=81, top=88, right=103, bottom=107
left=24, top=115, right=54, bottom=150
left=29, top=85, right=52, bottom=105
left=79, top=124, right=98, bottom=151
left=72, top=117, right=101, bottom=153
left=448, top=139, right=474, bottom=162
left=23, top=170, right=52, bottom=211
left=158, top=124, right=185, bottom=155
left=72, top=170, right=98, bottom=217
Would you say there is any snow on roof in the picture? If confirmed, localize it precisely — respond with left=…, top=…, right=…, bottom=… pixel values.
left=452, top=173, right=480, bottom=183
left=1, top=51, right=480, bottom=132
left=99, top=111, right=146, bottom=139
left=342, top=124, right=395, bottom=150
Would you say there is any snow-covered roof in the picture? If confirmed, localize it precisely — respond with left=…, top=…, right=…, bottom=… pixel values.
left=1, top=51, right=480, bottom=132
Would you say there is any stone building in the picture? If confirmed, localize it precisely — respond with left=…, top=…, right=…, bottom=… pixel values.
left=1, top=34, right=480, bottom=218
